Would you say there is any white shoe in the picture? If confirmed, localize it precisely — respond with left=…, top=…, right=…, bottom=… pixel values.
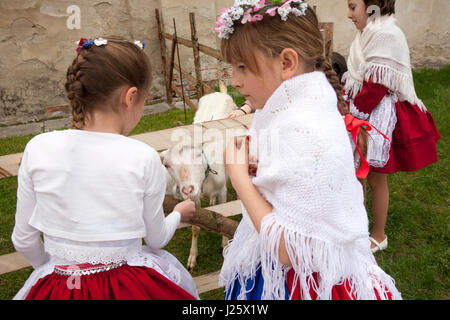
left=370, top=236, right=388, bottom=253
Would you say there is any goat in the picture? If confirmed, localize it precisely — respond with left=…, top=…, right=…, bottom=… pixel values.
left=162, top=82, right=237, bottom=271
left=193, top=81, right=237, bottom=124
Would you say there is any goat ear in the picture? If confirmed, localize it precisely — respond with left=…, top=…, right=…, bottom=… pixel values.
left=219, top=80, right=227, bottom=95
left=160, top=150, right=168, bottom=165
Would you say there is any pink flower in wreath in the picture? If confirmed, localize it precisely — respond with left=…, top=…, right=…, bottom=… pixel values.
left=266, top=6, right=279, bottom=16
left=241, top=8, right=254, bottom=24
left=251, top=14, right=264, bottom=22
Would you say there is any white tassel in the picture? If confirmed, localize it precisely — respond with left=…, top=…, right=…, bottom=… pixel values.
left=362, top=63, right=427, bottom=112
left=258, top=214, right=402, bottom=300
left=219, top=214, right=261, bottom=299
left=343, top=65, right=427, bottom=113
left=342, top=71, right=363, bottom=100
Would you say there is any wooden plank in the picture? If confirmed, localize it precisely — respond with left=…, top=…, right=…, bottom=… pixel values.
left=0, top=252, right=31, bottom=276
left=194, top=270, right=222, bottom=294
left=132, top=126, right=188, bottom=151
left=161, top=32, right=223, bottom=61
left=198, top=44, right=223, bottom=61
left=0, top=153, right=22, bottom=178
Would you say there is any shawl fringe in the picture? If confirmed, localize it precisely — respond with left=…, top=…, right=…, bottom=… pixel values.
left=220, top=214, right=402, bottom=300
left=259, top=214, right=402, bottom=300
left=343, top=64, right=427, bottom=112
left=363, top=63, right=427, bottom=112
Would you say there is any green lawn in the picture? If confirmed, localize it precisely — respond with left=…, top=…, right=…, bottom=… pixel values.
left=0, top=66, right=448, bottom=300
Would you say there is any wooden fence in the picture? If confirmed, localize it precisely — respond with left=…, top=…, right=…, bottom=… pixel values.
left=155, top=8, right=334, bottom=112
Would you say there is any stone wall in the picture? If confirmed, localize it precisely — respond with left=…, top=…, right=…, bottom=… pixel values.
left=307, top=0, right=450, bottom=68
left=0, top=0, right=449, bottom=128
left=0, top=0, right=163, bottom=127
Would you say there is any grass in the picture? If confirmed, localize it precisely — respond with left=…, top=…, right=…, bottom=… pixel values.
left=0, top=66, right=449, bottom=300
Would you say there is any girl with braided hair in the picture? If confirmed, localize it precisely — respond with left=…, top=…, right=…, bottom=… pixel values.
left=12, top=37, right=198, bottom=300
left=217, top=0, right=401, bottom=300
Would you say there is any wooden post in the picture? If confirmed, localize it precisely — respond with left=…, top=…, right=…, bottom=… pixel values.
left=168, top=26, right=177, bottom=97
left=190, top=12, right=205, bottom=99
left=173, top=18, right=188, bottom=123
left=155, top=9, right=172, bottom=105
left=313, top=6, right=334, bottom=61
left=322, top=22, right=334, bottom=60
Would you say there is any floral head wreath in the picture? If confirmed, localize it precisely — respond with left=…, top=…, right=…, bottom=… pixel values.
left=216, top=0, right=308, bottom=39
left=75, top=38, right=146, bottom=52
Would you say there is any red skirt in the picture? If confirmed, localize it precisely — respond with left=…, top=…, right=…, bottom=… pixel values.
left=371, top=100, right=441, bottom=174
left=286, top=269, right=393, bottom=300
left=25, top=263, right=196, bottom=300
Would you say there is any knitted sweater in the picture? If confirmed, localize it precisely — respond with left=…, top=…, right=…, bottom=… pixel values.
left=219, top=71, right=401, bottom=300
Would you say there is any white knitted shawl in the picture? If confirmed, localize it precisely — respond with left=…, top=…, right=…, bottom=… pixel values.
left=219, top=72, right=401, bottom=300
left=342, top=15, right=426, bottom=111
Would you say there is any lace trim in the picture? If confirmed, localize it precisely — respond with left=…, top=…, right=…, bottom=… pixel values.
left=366, top=95, right=397, bottom=168
left=348, top=95, right=397, bottom=168
left=54, top=261, right=126, bottom=276
left=349, top=100, right=370, bottom=121
left=44, top=235, right=141, bottom=265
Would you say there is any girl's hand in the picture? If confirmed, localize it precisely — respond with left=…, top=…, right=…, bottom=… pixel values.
left=227, top=109, right=247, bottom=119
left=174, top=199, right=196, bottom=222
left=224, top=136, right=250, bottom=183
left=227, top=103, right=253, bottom=119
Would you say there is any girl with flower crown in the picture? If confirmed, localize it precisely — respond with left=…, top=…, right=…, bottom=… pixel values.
left=11, top=36, right=199, bottom=300
left=344, top=0, right=440, bottom=253
left=217, top=0, right=401, bottom=300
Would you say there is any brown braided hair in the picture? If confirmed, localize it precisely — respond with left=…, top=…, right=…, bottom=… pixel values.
left=65, top=36, right=152, bottom=129
left=220, top=3, right=368, bottom=162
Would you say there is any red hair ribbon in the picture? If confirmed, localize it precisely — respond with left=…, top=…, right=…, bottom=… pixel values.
left=344, top=114, right=390, bottom=179
left=76, top=38, right=88, bottom=53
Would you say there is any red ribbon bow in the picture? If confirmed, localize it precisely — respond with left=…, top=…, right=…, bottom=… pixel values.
left=344, top=114, right=390, bottom=179
left=76, top=38, right=88, bottom=53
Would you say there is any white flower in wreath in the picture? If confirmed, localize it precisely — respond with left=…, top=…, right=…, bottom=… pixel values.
left=94, top=38, right=108, bottom=47
left=134, top=40, right=146, bottom=50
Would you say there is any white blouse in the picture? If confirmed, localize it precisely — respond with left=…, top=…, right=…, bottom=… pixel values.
left=11, top=130, right=181, bottom=268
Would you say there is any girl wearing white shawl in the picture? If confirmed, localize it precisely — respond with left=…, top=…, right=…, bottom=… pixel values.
left=216, top=1, right=401, bottom=300
left=344, top=0, right=440, bottom=253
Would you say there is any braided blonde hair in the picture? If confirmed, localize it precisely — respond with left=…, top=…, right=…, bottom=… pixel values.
left=65, top=36, right=152, bottom=129
left=220, top=3, right=367, bottom=160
